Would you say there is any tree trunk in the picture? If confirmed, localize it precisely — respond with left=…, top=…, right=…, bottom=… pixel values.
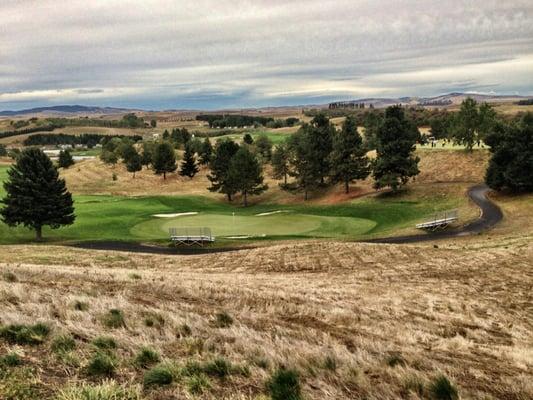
left=284, top=174, right=287, bottom=185
left=133, top=172, right=136, bottom=179
left=345, top=179, right=349, bottom=194
left=227, top=193, right=232, bottom=202
left=35, top=225, right=42, bottom=241
left=304, top=189, right=308, bottom=201
left=243, top=191, right=248, bottom=207
left=163, top=172, right=166, bottom=180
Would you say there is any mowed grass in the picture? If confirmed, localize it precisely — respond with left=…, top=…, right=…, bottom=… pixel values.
left=0, top=165, right=462, bottom=244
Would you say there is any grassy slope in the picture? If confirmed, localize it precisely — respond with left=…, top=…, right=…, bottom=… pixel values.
left=0, top=240, right=531, bottom=399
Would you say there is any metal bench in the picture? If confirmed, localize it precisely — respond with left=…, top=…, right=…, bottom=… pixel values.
left=169, top=227, right=215, bottom=246
left=416, top=210, right=458, bottom=231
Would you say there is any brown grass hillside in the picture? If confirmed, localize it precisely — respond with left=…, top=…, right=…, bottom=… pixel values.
left=0, top=239, right=531, bottom=399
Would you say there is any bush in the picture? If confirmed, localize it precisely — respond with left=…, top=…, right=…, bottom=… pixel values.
left=0, top=323, right=50, bottom=345
left=73, top=300, right=89, bottom=311
left=213, top=312, right=233, bottom=328
left=56, top=380, right=141, bottom=400
left=102, top=309, right=125, bottom=329
left=86, top=353, right=117, bottom=377
left=428, top=375, right=458, bottom=400
left=92, top=336, right=118, bottom=351
left=266, top=368, right=302, bottom=400
left=51, top=334, right=76, bottom=353
left=143, top=365, right=174, bottom=387
left=186, top=373, right=211, bottom=395
left=0, top=353, right=22, bottom=367
left=134, top=347, right=160, bottom=369
left=2, top=271, right=17, bottom=282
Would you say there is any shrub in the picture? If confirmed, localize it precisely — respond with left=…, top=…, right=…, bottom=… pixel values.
left=73, top=301, right=89, bottom=311
left=92, top=336, right=117, bottom=351
left=86, top=353, right=117, bottom=377
left=0, top=323, right=50, bottom=345
left=56, top=380, right=141, bottom=400
left=266, top=368, right=302, bottom=400
left=176, top=323, right=192, bottom=338
left=213, top=312, right=233, bottom=328
left=51, top=334, right=76, bottom=353
left=428, top=375, right=458, bottom=400
left=186, top=374, right=211, bottom=395
left=102, top=309, right=126, bottom=329
left=134, top=347, right=160, bottom=369
left=0, top=353, right=22, bottom=367
left=2, top=271, right=17, bottom=282
left=143, top=365, right=174, bottom=387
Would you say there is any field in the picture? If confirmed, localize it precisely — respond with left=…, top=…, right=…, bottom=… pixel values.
left=0, top=238, right=531, bottom=399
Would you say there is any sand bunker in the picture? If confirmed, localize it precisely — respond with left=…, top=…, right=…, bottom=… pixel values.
left=153, top=212, right=198, bottom=218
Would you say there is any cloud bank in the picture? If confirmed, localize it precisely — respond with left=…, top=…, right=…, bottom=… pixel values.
left=1, top=0, right=532, bottom=109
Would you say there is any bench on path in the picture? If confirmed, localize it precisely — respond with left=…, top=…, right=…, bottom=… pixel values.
left=416, top=210, right=458, bottom=231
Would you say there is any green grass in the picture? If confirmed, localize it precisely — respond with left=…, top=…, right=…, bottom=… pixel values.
left=0, top=165, right=463, bottom=244
left=224, top=129, right=293, bottom=145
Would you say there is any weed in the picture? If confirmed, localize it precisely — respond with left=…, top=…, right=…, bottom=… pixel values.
left=0, top=323, right=50, bottom=345
left=86, top=353, right=117, bottom=377
left=102, top=309, right=126, bottom=329
left=92, top=336, right=117, bottom=351
left=266, top=367, right=302, bottom=400
left=143, top=364, right=174, bottom=387
left=186, top=373, right=211, bottom=395
left=134, top=347, right=160, bottom=369
left=56, top=380, right=141, bottom=400
left=213, top=311, right=233, bottom=328
left=0, top=353, right=21, bottom=367
left=428, top=375, right=459, bottom=400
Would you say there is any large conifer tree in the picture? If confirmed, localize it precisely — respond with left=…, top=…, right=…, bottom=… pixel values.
left=179, top=143, right=199, bottom=178
left=207, top=139, right=240, bottom=201
left=152, top=142, right=177, bottom=179
left=228, top=147, right=267, bottom=206
left=1, top=148, right=75, bottom=240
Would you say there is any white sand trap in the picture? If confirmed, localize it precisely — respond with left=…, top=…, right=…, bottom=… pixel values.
left=152, top=212, right=198, bottom=218
left=255, top=210, right=290, bottom=216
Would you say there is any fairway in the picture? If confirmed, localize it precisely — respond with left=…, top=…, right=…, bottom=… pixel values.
left=131, top=212, right=376, bottom=238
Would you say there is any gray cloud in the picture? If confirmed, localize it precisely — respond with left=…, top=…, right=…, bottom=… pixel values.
left=0, top=0, right=532, bottom=109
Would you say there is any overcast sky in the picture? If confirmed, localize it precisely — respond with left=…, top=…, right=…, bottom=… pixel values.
left=1, top=0, right=532, bottom=110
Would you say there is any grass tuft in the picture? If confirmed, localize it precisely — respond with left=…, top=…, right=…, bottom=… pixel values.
left=213, top=311, right=233, bottom=328
left=386, top=353, right=406, bottom=367
left=73, top=301, right=89, bottom=312
left=0, top=353, right=22, bottom=368
left=323, top=355, right=338, bottom=371
left=92, top=336, right=117, bottom=351
left=2, top=271, right=17, bottom=282
left=0, top=323, right=50, bottom=345
left=134, top=347, right=160, bottom=369
left=51, top=334, right=76, bottom=354
left=176, top=323, right=192, bottom=338
left=203, top=357, right=232, bottom=379
left=102, top=309, right=126, bottom=329
left=186, top=373, right=211, bottom=395
left=143, top=364, right=174, bottom=387
left=143, top=312, right=165, bottom=329
left=267, top=367, right=302, bottom=400
left=428, top=375, right=459, bottom=400
left=86, top=353, right=117, bottom=377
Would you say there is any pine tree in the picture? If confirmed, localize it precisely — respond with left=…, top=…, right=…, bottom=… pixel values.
left=372, top=106, right=420, bottom=192
left=58, top=149, right=75, bottom=169
left=228, top=147, right=267, bottom=206
left=153, top=142, right=177, bottom=179
left=330, top=116, right=370, bottom=193
left=452, top=97, right=480, bottom=151
left=271, top=143, right=290, bottom=185
left=0, top=144, right=7, bottom=157
left=199, top=138, right=213, bottom=165
left=179, top=143, right=199, bottom=178
left=288, top=129, right=321, bottom=200
left=307, top=114, right=334, bottom=184
left=255, top=134, right=273, bottom=161
left=126, top=151, right=142, bottom=178
left=140, top=142, right=154, bottom=167
left=207, top=139, right=240, bottom=201
left=1, top=148, right=75, bottom=240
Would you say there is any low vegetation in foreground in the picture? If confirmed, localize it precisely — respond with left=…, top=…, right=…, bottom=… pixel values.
left=0, top=239, right=531, bottom=399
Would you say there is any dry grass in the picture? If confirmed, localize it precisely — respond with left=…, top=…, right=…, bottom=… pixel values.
left=0, top=240, right=531, bottom=399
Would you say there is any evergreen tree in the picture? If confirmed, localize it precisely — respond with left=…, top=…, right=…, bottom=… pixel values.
left=150, top=119, right=157, bottom=128
left=199, top=137, right=213, bottom=165
left=288, top=129, right=321, bottom=200
left=126, top=150, right=142, bottom=178
left=243, top=133, right=254, bottom=145
left=153, top=142, right=177, bottom=179
left=58, top=149, right=75, bottom=169
left=478, top=102, right=498, bottom=143
left=330, top=116, right=370, bottom=193
left=271, top=143, right=291, bottom=185
left=207, top=139, right=240, bottom=201
left=485, top=113, right=533, bottom=192
left=140, top=142, right=154, bottom=167
left=363, top=111, right=382, bottom=150
left=255, top=134, right=273, bottom=161
left=452, top=97, right=480, bottom=151
left=372, top=106, right=420, bottom=192
left=307, top=114, right=334, bottom=183
left=0, top=144, right=7, bottom=157
left=1, top=148, right=75, bottom=240
left=179, top=143, right=199, bottom=178
left=228, top=147, right=267, bottom=206
left=100, top=150, right=118, bottom=166
left=119, top=142, right=138, bottom=164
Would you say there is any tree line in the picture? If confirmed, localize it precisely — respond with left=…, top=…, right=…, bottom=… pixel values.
left=23, top=133, right=143, bottom=147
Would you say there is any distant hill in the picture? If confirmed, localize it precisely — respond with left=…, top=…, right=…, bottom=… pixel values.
left=0, top=105, right=136, bottom=117
left=328, top=93, right=528, bottom=109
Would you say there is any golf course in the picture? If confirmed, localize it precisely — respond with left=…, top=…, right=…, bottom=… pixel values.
left=0, top=163, right=467, bottom=244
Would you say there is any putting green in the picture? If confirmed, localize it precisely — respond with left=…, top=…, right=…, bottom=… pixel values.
left=131, top=212, right=377, bottom=238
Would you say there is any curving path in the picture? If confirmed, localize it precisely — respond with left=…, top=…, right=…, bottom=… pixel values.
left=365, top=184, right=503, bottom=244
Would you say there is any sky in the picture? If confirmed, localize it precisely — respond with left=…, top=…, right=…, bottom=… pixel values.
left=0, top=0, right=532, bottom=110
